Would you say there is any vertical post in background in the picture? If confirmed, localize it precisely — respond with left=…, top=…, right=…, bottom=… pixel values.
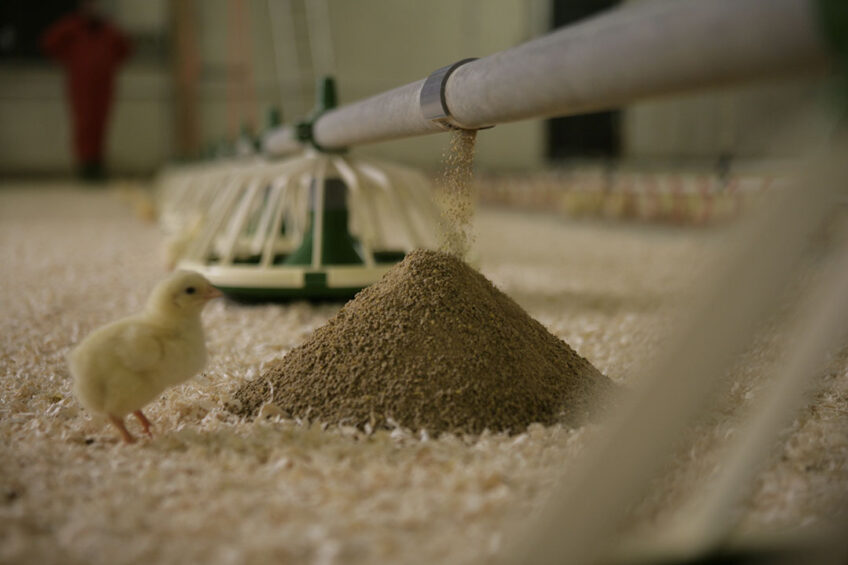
left=233, top=0, right=258, bottom=133
left=226, top=0, right=238, bottom=141
left=171, top=0, right=200, bottom=158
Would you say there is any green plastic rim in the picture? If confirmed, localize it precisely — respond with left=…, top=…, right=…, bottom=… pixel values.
left=216, top=284, right=364, bottom=302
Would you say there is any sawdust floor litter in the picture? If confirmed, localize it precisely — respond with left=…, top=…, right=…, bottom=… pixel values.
left=1, top=183, right=846, bottom=565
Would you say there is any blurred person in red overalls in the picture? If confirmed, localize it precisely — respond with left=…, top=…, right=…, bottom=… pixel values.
left=42, top=0, right=131, bottom=181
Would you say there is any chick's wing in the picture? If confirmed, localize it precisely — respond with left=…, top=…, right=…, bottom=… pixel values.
left=110, top=321, right=166, bottom=373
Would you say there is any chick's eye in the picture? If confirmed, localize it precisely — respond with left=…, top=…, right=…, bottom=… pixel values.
left=185, top=286, right=196, bottom=295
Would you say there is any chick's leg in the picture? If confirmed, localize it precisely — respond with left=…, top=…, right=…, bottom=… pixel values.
left=108, top=415, right=136, bottom=444
left=133, top=410, right=153, bottom=438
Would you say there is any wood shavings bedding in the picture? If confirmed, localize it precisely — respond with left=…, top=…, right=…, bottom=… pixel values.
left=1, top=182, right=845, bottom=565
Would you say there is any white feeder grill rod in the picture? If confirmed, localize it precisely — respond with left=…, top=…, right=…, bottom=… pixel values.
left=218, top=179, right=263, bottom=265
left=312, top=0, right=830, bottom=150
left=260, top=181, right=290, bottom=269
left=350, top=163, right=406, bottom=247
left=250, top=181, right=284, bottom=254
left=185, top=175, right=246, bottom=261
left=364, top=157, right=441, bottom=243
left=357, top=162, right=429, bottom=250
left=234, top=157, right=319, bottom=262
left=330, top=157, right=380, bottom=267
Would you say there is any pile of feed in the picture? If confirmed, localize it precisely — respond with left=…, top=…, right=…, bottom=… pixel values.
left=232, top=249, right=613, bottom=434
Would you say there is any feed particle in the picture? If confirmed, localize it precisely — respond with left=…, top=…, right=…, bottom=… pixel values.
left=232, top=249, right=613, bottom=434
left=437, top=129, right=477, bottom=259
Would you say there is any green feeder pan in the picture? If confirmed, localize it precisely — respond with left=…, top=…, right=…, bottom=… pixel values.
left=175, top=155, right=439, bottom=301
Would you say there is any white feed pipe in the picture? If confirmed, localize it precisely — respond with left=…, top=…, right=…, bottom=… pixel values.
left=312, top=0, right=830, bottom=151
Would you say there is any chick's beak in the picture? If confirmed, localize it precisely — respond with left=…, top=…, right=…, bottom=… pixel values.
left=204, top=286, right=223, bottom=300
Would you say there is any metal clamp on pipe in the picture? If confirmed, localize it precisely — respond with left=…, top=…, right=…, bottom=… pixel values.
left=420, top=58, right=492, bottom=130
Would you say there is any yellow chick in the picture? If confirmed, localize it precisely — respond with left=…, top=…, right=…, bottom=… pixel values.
left=69, top=271, right=221, bottom=443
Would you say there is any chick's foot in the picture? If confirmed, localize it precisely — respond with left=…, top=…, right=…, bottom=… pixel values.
left=133, top=410, right=153, bottom=438
left=108, top=415, right=136, bottom=444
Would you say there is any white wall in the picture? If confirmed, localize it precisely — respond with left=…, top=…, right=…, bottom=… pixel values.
left=0, top=67, right=72, bottom=173
left=622, top=76, right=833, bottom=161
left=0, top=64, right=172, bottom=176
